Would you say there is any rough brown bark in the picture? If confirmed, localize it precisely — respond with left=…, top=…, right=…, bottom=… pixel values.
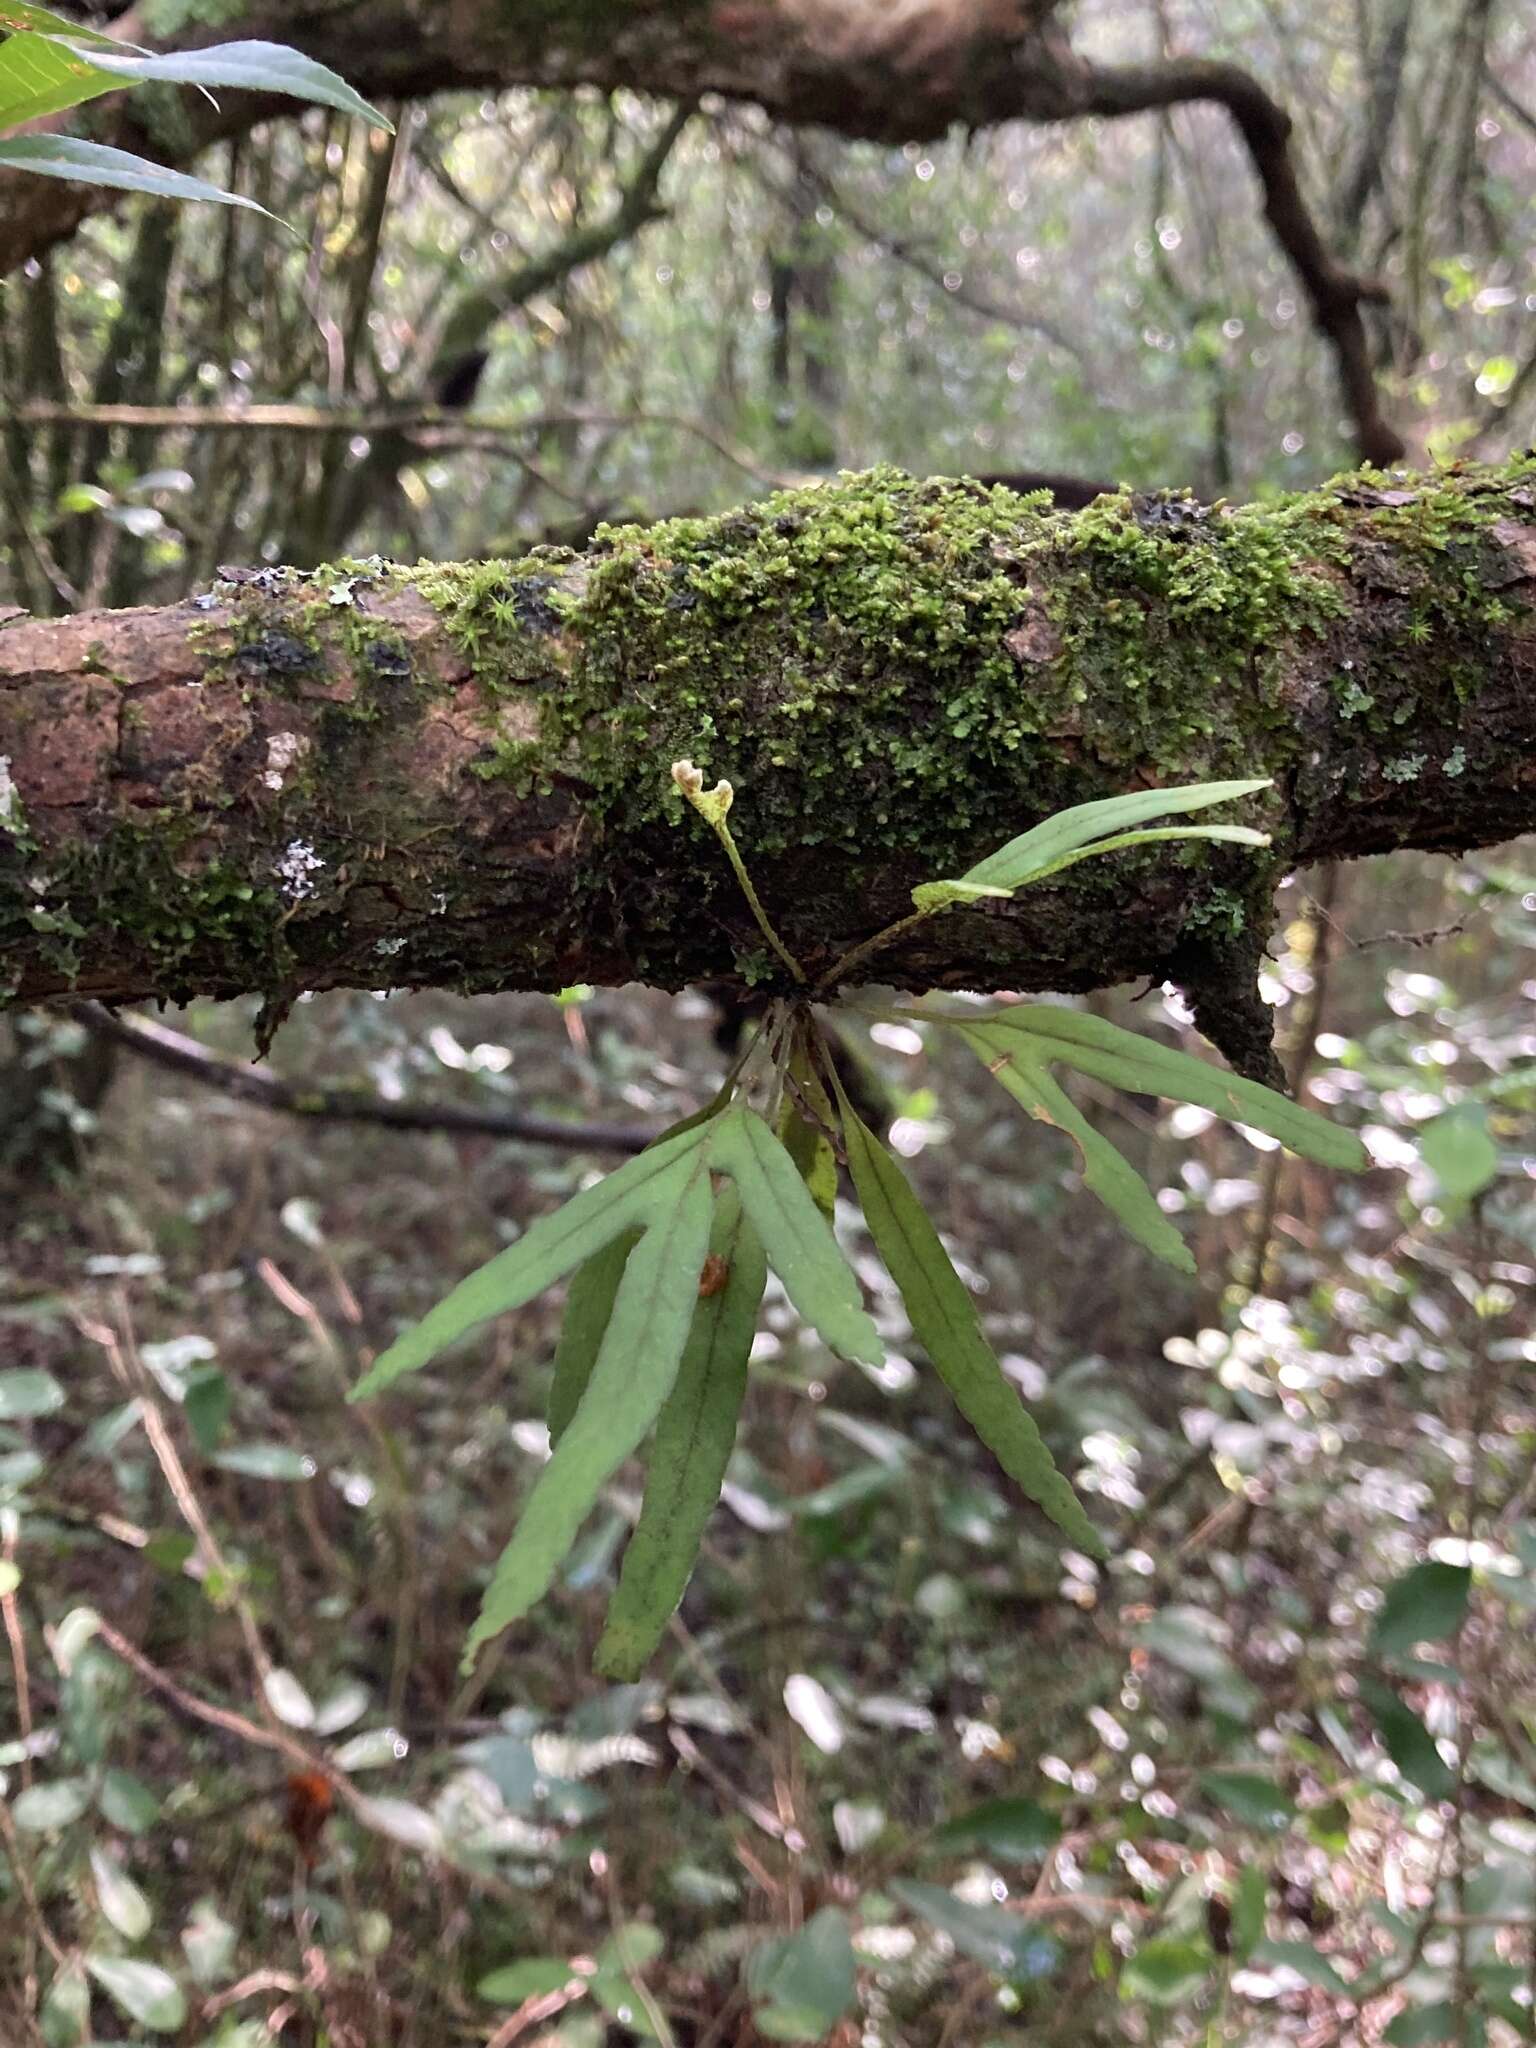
left=0, top=0, right=1402, bottom=461
left=2, top=463, right=1532, bottom=1045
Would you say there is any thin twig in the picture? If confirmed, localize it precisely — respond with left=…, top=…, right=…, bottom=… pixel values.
left=76, top=1004, right=655, bottom=1155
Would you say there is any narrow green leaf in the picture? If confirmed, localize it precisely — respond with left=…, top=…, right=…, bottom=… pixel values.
left=596, top=1189, right=764, bottom=1679
left=548, top=1229, right=639, bottom=1449
left=951, top=778, right=1272, bottom=894
left=477, top=1958, right=575, bottom=2004
left=994, top=822, right=1270, bottom=893
left=1231, top=1864, right=1268, bottom=1963
left=352, top=1121, right=710, bottom=1399
left=841, top=1104, right=1103, bottom=1550
left=462, top=1165, right=714, bottom=1664
left=910, top=878, right=1012, bottom=912
left=1370, top=1562, right=1472, bottom=1659
left=41, top=36, right=393, bottom=130
left=0, top=135, right=276, bottom=211
left=1359, top=1678, right=1455, bottom=1800
left=709, top=1109, right=882, bottom=1366
left=977, top=1006, right=1366, bottom=1169
left=958, top=1024, right=1196, bottom=1274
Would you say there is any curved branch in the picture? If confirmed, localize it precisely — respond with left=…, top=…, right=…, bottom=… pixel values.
left=0, top=3, right=1403, bottom=463
left=1064, top=56, right=1405, bottom=467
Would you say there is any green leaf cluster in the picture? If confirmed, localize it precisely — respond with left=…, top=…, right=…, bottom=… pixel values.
left=352, top=775, right=1370, bottom=1672
left=0, top=5, right=389, bottom=209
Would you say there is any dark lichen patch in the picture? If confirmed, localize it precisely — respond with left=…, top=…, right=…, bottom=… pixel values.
left=235, top=630, right=322, bottom=680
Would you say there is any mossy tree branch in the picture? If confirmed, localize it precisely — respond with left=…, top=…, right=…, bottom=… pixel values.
left=2, top=463, right=1533, bottom=1033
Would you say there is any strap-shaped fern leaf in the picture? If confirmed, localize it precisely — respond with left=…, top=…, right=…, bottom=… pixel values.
left=596, top=1188, right=765, bottom=1679
left=839, top=1101, right=1103, bottom=1554
left=951, top=1002, right=1366, bottom=1272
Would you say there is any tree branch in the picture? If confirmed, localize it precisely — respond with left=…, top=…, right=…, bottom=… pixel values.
left=1063, top=56, right=1404, bottom=466
left=0, top=1, right=1404, bottom=461
left=75, top=1004, right=655, bottom=1152
left=4, top=462, right=1531, bottom=1019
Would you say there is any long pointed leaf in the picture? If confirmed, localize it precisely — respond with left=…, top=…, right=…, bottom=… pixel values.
left=709, top=1109, right=882, bottom=1366
left=990, top=823, right=1269, bottom=893
left=351, top=1121, right=710, bottom=1399
left=958, top=1024, right=1196, bottom=1274
left=0, top=135, right=275, bottom=210
left=596, top=1189, right=765, bottom=1678
left=548, top=1228, right=640, bottom=1448
left=947, top=779, right=1272, bottom=895
left=463, top=1166, right=714, bottom=1663
left=840, top=1106, right=1102, bottom=1553
left=984, top=1006, right=1366, bottom=1168
left=42, top=36, right=392, bottom=129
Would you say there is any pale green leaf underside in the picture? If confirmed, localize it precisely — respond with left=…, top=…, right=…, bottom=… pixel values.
left=47, top=36, right=392, bottom=130
left=463, top=1167, right=715, bottom=1663
left=945, top=778, right=1273, bottom=897
left=842, top=1104, right=1104, bottom=1552
left=981, top=1005, right=1367, bottom=1169
left=956, top=1024, right=1197, bottom=1274
left=0, top=134, right=275, bottom=209
left=596, top=1187, right=765, bottom=1678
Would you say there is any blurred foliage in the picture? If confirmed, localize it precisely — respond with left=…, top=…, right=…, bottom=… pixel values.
left=2, top=1, right=1536, bottom=2042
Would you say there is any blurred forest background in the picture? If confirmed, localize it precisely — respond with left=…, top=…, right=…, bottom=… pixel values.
left=2, top=1, right=1535, bottom=2043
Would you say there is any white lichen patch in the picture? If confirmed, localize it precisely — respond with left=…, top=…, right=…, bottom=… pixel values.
left=0, top=755, right=16, bottom=830
left=263, top=730, right=308, bottom=792
left=276, top=840, right=325, bottom=899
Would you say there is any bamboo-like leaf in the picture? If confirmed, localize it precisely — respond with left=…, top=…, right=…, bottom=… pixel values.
left=956, top=1023, right=1196, bottom=1274
left=839, top=1103, right=1103, bottom=1552
left=34, top=36, right=392, bottom=129
left=710, top=1108, right=882, bottom=1366
left=980, top=823, right=1270, bottom=894
left=547, top=1229, right=639, bottom=1448
left=595, top=1188, right=765, bottom=1678
left=982, top=1005, right=1367, bottom=1169
left=351, top=1121, right=711, bottom=1399
left=463, top=1165, right=715, bottom=1664
left=925, top=778, right=1272, bottom=901
left=0, top=134, right=277, bottom=209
